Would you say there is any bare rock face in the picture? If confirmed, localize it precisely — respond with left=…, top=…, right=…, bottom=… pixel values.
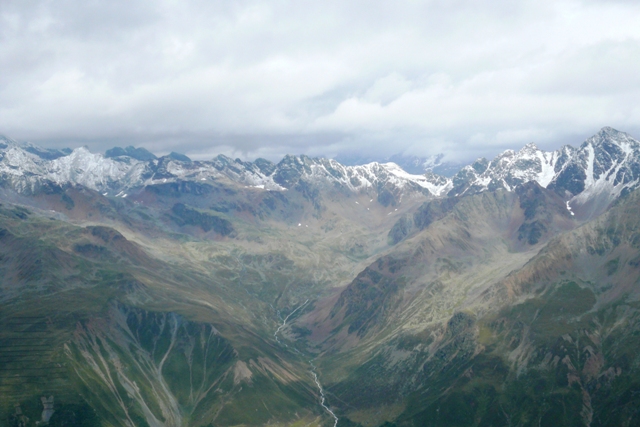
left=446, top=127, right=640, bottom=218
left=2, top=127, right=640, bottom=220
left=0, top=135, right=452, bottom=203
left=2, top=128, right=640, bottom=426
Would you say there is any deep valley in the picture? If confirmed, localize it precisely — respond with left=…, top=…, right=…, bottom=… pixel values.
left=1, top=127, right=640, bottom=426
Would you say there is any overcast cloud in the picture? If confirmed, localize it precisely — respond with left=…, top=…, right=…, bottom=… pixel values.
left=1, top=0, right=640, bottom=162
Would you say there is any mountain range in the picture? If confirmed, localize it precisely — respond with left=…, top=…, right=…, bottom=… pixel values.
left=2, top=126, right=638, bottom=219
left=1, top=127, right=640, bottom=426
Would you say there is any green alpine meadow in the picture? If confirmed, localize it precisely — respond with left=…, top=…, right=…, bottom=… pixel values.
left=1, top=127, right=640, bottom=426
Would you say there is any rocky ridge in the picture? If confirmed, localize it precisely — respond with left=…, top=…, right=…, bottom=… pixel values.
left=2, top=127, right=639, bottom=217
left=2, top=127, right=640, bottom=426
left=448, top=127, right=640, bottom=217
left=0, top=137, right=451, bottom=203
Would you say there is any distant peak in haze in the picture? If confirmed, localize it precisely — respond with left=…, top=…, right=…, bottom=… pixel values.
left=167, top=152, right=192, bottom=163
left=105, top=146, right=157, bottom=161
left=335, top=152, right=463, bottom=177
left=104, top=145, right=191, bottom=163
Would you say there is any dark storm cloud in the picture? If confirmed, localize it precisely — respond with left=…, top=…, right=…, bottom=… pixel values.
left=1, top=0, right=640, bottom=162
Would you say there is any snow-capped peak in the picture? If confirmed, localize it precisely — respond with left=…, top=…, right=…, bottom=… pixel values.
left=447, top=127, right=640, bottom=216
left=1, top=127, right=640, bottom=216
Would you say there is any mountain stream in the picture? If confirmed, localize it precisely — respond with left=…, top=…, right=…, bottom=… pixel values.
left=309, top=360, right=339, bottom=427
left=274, top=299, right=308, bottom=347
left=274, top=300, right=338, bottom=426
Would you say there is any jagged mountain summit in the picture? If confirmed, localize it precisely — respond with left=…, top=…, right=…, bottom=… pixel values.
left=448, top=127, right=640, bottom=218
left=1, top=127, right=639, bottom=217
left=0, top=136, right=451, bottom=203
left=2, top=127, right=640, bottom=426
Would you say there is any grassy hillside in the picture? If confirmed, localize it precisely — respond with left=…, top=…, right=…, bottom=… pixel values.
left=2, top=177, right=640, bottom=426
left=289, top=188, right=640, bottom=427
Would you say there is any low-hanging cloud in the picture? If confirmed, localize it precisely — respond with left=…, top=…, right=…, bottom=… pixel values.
left=1, top=0, right=640, bottom=163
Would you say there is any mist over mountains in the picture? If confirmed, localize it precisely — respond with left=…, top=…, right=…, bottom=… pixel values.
left=334, top=153, right=461, bottom=177
left=1, top=127, right=640, bottom=426
left=2, top=126, right=639, bottom=219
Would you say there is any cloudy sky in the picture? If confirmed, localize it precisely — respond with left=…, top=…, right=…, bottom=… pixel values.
left=1, top=0, right=640, bottom=163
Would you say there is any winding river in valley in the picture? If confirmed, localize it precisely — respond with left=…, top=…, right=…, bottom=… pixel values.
left=273, top=300, right=338, bottom=426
